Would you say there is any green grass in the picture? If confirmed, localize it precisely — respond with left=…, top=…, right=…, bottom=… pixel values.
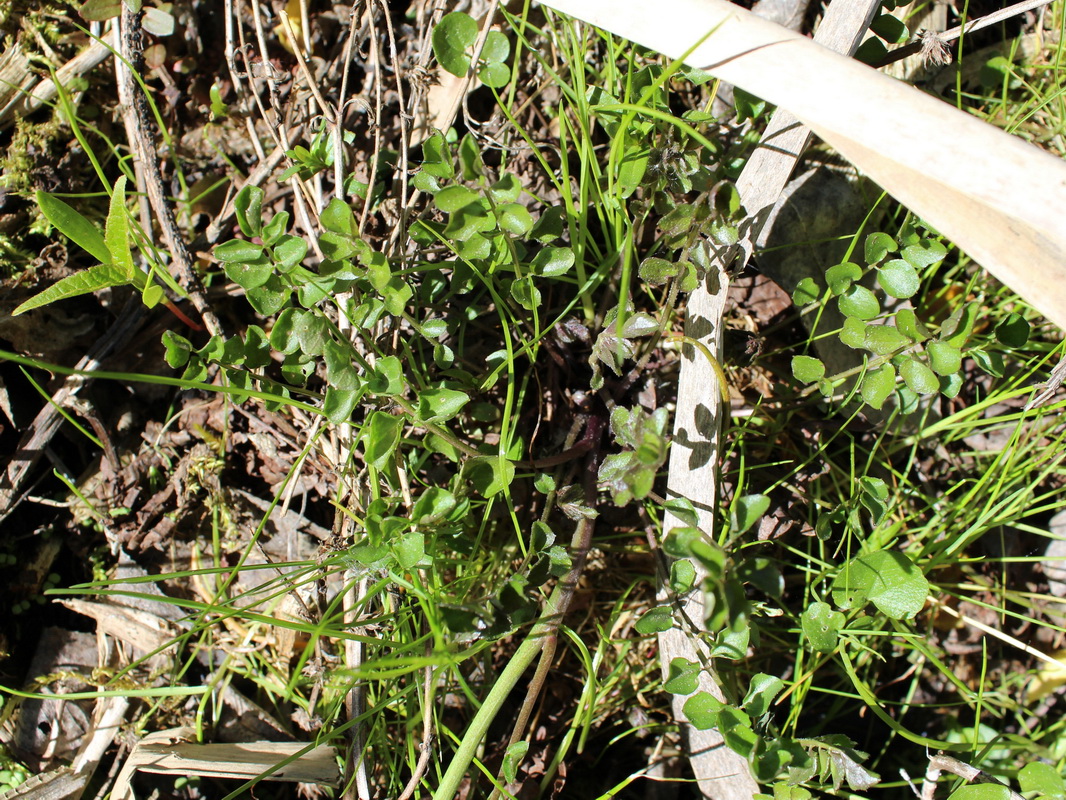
left=1, top=1, right=1066, bottom=798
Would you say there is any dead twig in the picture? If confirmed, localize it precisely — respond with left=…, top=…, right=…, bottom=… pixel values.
left=117, top=7, right=224, bottom=337
left=872, top=0, right=1054, bottom=68
left=920, top=754, right=1027, bottom=800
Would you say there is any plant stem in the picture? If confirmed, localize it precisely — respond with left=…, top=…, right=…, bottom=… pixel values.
left=432, top=450, right=599, bottom=800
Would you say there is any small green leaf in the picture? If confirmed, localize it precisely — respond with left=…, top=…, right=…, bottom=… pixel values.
left=864, top=232, right=896, bottom=266
left=270, top=308, right=301, bottom=354
left=940, top=372, right=963, bottom=399
left=1019, top=762, right=1066, bottom=800
left=683, top=691, right=724, bottom=730
left=971, top=347, right=1005, bottom=377
left=141, top=282, right=164, bottom=308
left=894, top=308, right=929, bottom=342
left=418, top=387, right=470, bottom=423
left=478, top=61, right=511, bottom=88
left=368, top=356, right=404, bottom=396
left=995, top=312, right=1030, bottom=348
left=273, top=235, right=307, bottom=271
left=639, top=257, right=680, bottom=286
left=635, top=606, right=674, bottom=635
left=926, top=340, right=962, bottom=375
left=420, top=131, right=455, bottom=179
left=838, top=285, right=880, bottom=320
left=363, top=410, right=404, bottom=469
left=731, top=494, right=769, bottom=535
left=224, top=256, right=274, bottom=290
left=458, top=134, right=485, bottom=181
left=793, top=276, right=821, bottom=306
left=863, top=324, right=908, bottom=355
left=465, top=455, right=515, bottom=498
left=859, top=476, right=889, bottom=523
left=245, top=275, right=290, bottom=316
left=435, top=185, right=479, bottom=213
left=394, top=530, right=428, bottom=570
left=854, top=36, right=888, bottom=65
left=664, top=658, right=702, bottom=696
left=529, top=205, right=565, bottom=243
left=876, top=259, right=919, bottom=298
left=942, top=302, right=978, bottom=347
left=13, top=263, right=130, bottom=315
left=488, top=173, right=521, bottom=203
left=663, top=498, right=699, bottom=527
left=825, top=262, right=862, bottom=295
left=320, top=197, right=355, bottom=235
left=734, top=86, right=767, bottom=121
left=480, top=28, right=510, bottom=63
left=900, top=357, right=939, bottom=394
left=801, top=601, right=845, bottom=652
left=433, top=12, right=479, bottom=77
left=324, top=386, right=361, bottom=423
left=861, top=364, right=896, bottom=410
left=718, top=706, right=758, bottom=757
left=670, top=559, right=696, bottom=593
left=162, top=330, right=193, bottom=368
left=870, top=11, right=907, bottom=43
left=840, top=316, right=867, bottom=349
left=743, top=674, right=785, bottom=717
left=80, top=0, right=121, bottom=21
left=496, top=203, right=533, bottom=236
left=294, top=312, right=329, bottom=356
left=901, top=240, right=947, bottom=270
left=215, top=239, right=266, bottom=263
left=831, top=550, right=929, bottom=619
left=502, top=740, right=529, bottom=785
left=510, top=276, right=541, bottom=310
left=234, top=185, right=264, bottom=238
left=531, top=246, right=575, bottom=277
left=791, top=355, right=825, bottom=383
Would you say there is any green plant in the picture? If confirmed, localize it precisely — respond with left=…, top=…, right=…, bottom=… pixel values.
left=14, top=176, right=199, bottom=328
left=432, top=11, right=512, bottom=87
left=790, top=220, right=1032, bottom=410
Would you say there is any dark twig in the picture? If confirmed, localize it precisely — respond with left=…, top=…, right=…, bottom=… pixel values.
left=118, top=7, right=223, bottom=337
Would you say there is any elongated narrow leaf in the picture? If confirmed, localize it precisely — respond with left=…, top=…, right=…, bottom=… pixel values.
left=13, top=264, right=131, bottom=315
left=105, top=175, right=135, bottom=279
left=35, top=190, right=110, bottom=264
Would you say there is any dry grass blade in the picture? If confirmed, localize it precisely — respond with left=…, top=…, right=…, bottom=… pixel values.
left=540, top=0, right=1066, bottom=331
left=111, top=727, right=341, bottom=800
left=654, top=0, right=880, bottom=797
left=58, top=599, right=179, bottom=654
